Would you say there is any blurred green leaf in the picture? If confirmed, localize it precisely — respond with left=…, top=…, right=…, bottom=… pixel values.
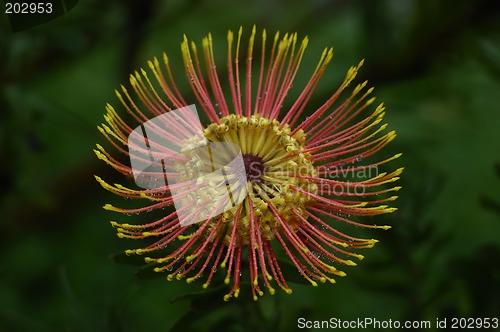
left=168, top=286, right=229, bottom=332
left=170, top=284, right=227, bottom=304
left=109, top=251, right=148, bottom=266
left=134, top=262, right=165, bottom=280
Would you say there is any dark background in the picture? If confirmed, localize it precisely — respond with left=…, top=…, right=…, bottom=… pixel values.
left=1, top=0, right=500, bottom=331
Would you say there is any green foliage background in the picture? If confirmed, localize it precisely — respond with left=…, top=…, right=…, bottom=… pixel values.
left=1, top=0, right=500, bottom=331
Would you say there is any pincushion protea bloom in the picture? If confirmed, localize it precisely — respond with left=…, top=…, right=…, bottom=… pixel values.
left=95, top=26, right=402, bottom=301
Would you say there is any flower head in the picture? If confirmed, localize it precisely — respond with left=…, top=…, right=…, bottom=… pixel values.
left=95, top=26, right=402, bottom=301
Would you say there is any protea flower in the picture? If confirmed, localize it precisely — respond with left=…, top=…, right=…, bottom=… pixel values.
left=95, top=26, right=402, bottom=301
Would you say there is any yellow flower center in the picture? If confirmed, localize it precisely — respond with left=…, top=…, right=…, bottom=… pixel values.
left=174, top=114, right=318, bottom=245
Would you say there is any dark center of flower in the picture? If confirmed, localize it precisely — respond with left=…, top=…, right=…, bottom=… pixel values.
left=177, top=114, right=317, bottom=245
left=242, top=153, right=265, bottom=183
